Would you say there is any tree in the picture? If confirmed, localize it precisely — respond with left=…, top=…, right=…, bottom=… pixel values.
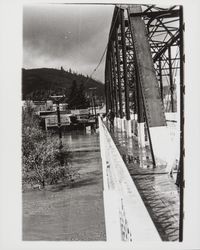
left=68, top=80, right=89, bottom=109
left=77, top=83, right=89, bottom=108
left=22, top=129, right=73, bottom=188
left=22, top=104, right=78, bottom=189
left=68, top=80, right=78, bottom=109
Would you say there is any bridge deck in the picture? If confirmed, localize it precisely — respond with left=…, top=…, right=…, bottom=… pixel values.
left=106, top=123, right=179, bottom=241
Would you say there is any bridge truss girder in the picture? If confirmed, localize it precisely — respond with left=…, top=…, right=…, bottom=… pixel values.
left=105, top=4, right=184, bottom=241
left=105, top=4, right=183, bottom=121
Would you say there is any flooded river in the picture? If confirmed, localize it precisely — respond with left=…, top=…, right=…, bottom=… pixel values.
left=23, top=130, right=106, bottom=241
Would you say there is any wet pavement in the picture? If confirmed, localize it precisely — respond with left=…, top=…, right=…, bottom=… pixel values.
left=107, top=124, right=180, bottom=241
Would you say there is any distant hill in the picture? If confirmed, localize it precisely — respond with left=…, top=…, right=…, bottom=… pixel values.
left=22, top=68, right=105, bottom=101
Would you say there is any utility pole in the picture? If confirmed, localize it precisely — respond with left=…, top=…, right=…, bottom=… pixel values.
left=50, top=95, right=65, bottom=148
left=89, top=87, right=97, bottom=119
left=89, top=87, right=97, bottom=132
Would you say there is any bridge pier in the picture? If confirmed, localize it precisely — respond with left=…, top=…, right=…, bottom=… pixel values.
left=126, top=119, right=132, bottom=137
left=115, top=117, right=121, bottom=130
left=131, top=115, right=138, bottom=136
left=114, top=116, right=118, bottom=128
left=137, top=122, right=145, bottom=148
left=137, top=122, right=147, bottom=168
left=121, top=117, right=125, bottom=132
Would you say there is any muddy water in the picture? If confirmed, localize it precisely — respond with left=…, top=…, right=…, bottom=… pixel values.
left=23, top=131, right=106, bottom=241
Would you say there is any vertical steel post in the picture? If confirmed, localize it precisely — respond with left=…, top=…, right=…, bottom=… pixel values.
left=159, top=58, right=164, bottom=102
left=115, top=29, right=123, bottom=119
left=105, top=82, right=109, bottom=114
left=120, top=8, right=130, bottom=121
left=107, top=57, right=113, bottom=112
left=111, top=42, right=119, bottom=118
left=135, top=63, right=144, bottom=123
left=133, top=84, right=138, bottom=115
left=56, top=101, right=62, bottom=149
left=105, top=62, right=110, bottom=114
left=109, top=53, right=115, bottom=113
left=179, top=5, right=184, bottom=242
left=134, top=56, right=156, bottom=167
left=128, top=7, right=156, bottom=167
left=168, top=46, right=174, bottom=112
left=105, top=65, right=108, bottom=114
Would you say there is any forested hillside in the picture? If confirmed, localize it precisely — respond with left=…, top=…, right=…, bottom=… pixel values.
left=22, top=68, right=105, bottom=101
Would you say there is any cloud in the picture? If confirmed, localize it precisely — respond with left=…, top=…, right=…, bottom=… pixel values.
left=23, top=4, right=114, bottom=82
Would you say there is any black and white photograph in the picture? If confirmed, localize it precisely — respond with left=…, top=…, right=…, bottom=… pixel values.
left=0, top=0, right=200, bottom=249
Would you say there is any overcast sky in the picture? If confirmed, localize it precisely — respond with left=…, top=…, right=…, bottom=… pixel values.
left=23, top=4, right=114, bottom=82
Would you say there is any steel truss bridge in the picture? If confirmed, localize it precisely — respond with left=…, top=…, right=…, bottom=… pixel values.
left=100, top=4, right=184, bottom=242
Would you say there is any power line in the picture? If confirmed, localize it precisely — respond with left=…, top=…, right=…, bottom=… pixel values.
left=87, top=6, right=121, bottom=81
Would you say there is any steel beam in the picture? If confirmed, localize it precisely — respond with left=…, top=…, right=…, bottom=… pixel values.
left=153, top=32, right=179, bottom=63
left=158, top=58, right=164, bottom=102
left=129, top=9, right=179, bottom=19
left=168, top=46, right=175, bottom=112
left=120, top=8, right=130, bottom=121
left=128, top=5, right=166, bottom=127
left=106, top=57, right=113, bottom=112
left=111, top=42, right=119, bottom=117
left=178, top=5, right=184, bottom=242
left=115, top=29, right=123, bottom=119
left=135, top=62, right=144, bottom=123
left=104, top=61, right=110, bottom=114
left=108, top=54, right=115, bottom=113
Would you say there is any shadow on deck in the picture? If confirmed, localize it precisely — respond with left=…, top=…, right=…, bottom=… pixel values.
left=106, top=122, right=180, bottom=241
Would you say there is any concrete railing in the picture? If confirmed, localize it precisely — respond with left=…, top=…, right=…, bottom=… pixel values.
left=99, top=117, right=161, bottom=242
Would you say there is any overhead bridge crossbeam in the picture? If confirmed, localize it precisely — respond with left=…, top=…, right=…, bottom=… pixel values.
left=104, top=4, right=184, bottom=242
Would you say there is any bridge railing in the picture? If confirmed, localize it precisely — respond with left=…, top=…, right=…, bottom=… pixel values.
left=99, top=117, right=161, bottom=242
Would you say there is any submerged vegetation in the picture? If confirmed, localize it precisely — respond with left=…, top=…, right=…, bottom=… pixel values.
left=22, top=104, right=79, bottom=190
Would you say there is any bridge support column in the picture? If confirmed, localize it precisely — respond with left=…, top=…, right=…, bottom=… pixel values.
left=132, top=114, right=137, bottom=136
left=126, top=119, right=132, bottom=137
left=120, top=8, right=131, bottom=136
left=137, top=122, right=147, bottom=168
left=116, top=117, right=121, bottom=130
left=114, top=116, right=117, bottom=127
left=138, top=122, right=145, bottom=148
left=121, top=117, right=125, bottom=132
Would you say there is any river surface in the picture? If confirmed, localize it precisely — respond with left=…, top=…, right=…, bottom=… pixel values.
left=23, top=130, right=106, bottom=241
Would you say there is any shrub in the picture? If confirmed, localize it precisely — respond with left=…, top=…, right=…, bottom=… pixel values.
left=22, top=104, right=77, bottom=189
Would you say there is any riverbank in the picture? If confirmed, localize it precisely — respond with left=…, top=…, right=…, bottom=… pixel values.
left=23, top=132, right=106, bottom=241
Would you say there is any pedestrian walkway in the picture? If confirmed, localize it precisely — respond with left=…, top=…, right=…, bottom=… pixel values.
left=108, top=125, right=180, bottom=241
